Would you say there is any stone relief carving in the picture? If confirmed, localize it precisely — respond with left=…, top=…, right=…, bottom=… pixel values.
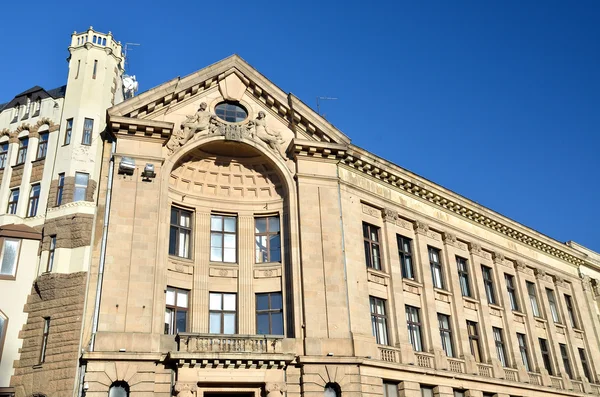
left=166, top=104, right=284, bottom=156
left=492, top=252, right=505, bottom=264
left=382, top=208, right=399, bottom=223
left=442, top=232, right=456, bottom=245
left=468, top=242, right=482, bottom=255
left=265, top=382, right=287, bottom=397
left=413, top=221, right=429, bottom=235
left=174, top=382, right=197, bottom=397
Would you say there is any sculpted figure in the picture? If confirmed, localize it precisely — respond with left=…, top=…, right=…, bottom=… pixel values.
left=252, top=111, right=283, bottom=153
left=182, top=102, right=217, bottom=138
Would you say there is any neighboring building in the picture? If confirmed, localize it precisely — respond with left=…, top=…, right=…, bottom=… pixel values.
left=3, top=33, right=600, bottom=397
left=0, top=28, right=124, bottom=397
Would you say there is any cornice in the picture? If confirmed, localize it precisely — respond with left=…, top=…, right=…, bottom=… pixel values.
left=286, top=139, right=347, bottom=161
left=109, top=115, right=173, bottom=141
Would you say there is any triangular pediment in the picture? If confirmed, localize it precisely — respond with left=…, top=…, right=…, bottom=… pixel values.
left=108, top=55, right=350, bottom=145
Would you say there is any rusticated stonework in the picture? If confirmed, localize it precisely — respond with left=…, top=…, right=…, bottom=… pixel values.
left=30, top=159, right=45, bottom=183
left=10, top=164, right=24, bottom=188
left=41, top=213, right=95, bottom=250
left=10, top=272, right=87, bottom=397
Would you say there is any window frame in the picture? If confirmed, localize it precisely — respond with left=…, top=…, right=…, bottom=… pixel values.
left=0, top=238, right=22, bottom=279
left=564, top=294, right=578, bottom=328
left=0, top=142, right=9, bottom=169
left=27, top=184, right=41, bottom=218
left=16, top=137, right=28, bottom=165
left=164, top=286, right=189, bottom=335
left=169, top=207, right=193, bottom=259
left=214, top=101, right=248, bottom=123
left=7, top=188, right=19, bottom=215
left=546, top=288, right=560, bottom=323
left=539, top=338, right=553, bottom=375
left=493, top=327, right=508, bottom=367
left=209, top=292, right=237, bottom=334
left=254, top=215, right=281, bottom=264
left=64, top=118, right=73, bottom=145
left=46, top=235, right=56, bottom=273
left=517, top=333, right=531, bottom=372
left=370, top=296, right=389, bottom=345
left=505, top=273, right=519, bottom=311
left=397, top=234, right=414, bottom=280
left=210, top=214, right=237, bottom=263
left=527, top=281, right=541, bottom=317
left=456, top=256, right=471, bottom=297
left=73, top=172, right=89, bottom=202
left=36, top=132, right=49, bottom=160
left=56, top=173, right=65, bottom=206
left=467, top=321, right=482, bottom=362
left=579, top=348, right=592, bottom=382
left=559, top=343, right=573, bottom=379
left=363, top=222, right=382, bottom=271
left=406, top=305, right=423, bottom=352
left=482, top=265, right=497, bottom=305
left=0, top=310, right=7, bottom=362
left=39, top=317, right=50, bottom=364
left=82, top=118, right=93, bottom=146
left=428, top=246, right=444, bottom=289
left=438, top=313, right=454, bottom=357
left=255, top=292, right=284, bottom=335
left=383, top=382, right=399, bottom=397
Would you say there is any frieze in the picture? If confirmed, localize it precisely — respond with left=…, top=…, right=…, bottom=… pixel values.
left=168, top=260, right=193, bottom=275
left=435, top=291, right=450, bottom=303
left=535, top=268, right=552, bottom=283
left=463, top=300, right=478, bottom=311
left=403, top=283, right=421, bottom=295
left=489, top=307, right=502, bottom=317
left=361, top=203, right=380, bottom=219
left=553, top=276, right=568, bottom=289
left=427, top=230, right=441, bottom=241
left=254, top=267, right=282, bottom=278
left=209, top=267, right=238, bottom=278
left=395, top=218, right=413, bottom=231
left=367, top=271, right=388, bottom=286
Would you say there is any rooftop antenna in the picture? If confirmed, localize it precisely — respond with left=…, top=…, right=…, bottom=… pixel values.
left=122, top=43, right=141, bottom=99
left=316, top=96, right=338, bottom=117
left=123, top=42, right=140, bottom=71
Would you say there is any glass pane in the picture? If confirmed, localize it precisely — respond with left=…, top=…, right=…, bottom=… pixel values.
left=255, top=218, right=267, bottom=233
left=269, top=249, right=281, bottom=263
left=210, top=247, right=222, bottom=262
left=171, top=208, right=178, bottom=224
left=223, top=313, right=235, bottom=334
left=209, top=293, right=222, bottom=310
left=223, top=293, right=236, bottom=310
left=164, top=308, right=173, bottom=334
left=75, top=172, right=89, bottom=185
left=211, top=233, right=223, bottom=248
left=109, top=385, right=128, bottom=397
left=209, top=313, right=221, bottom=333
left=269, top=235, right=281, bottom=249
left=256, top=237, right=267, bottom=263
left=211, top=215, right=222, bottom=231
left=179, top=212, right=190, bottom=227
left=269, top=217, right=280, bottom=232
left=0, top=239, right=19, bottom=276
left=166, top=289, right=175, bottom=305
left=272, top=312, right=284, bottom=335
left=176, top=311, right=187, bottom=333
left=224, top=217, right=236, bottom=232
left=178, top=230, right=189, bottom=257
left=271, top=293, right=283, bottom=309
left=256, top=294, right=269, bottom=310
left=223, top=234, right=236, bottom=248
left=257, top=313, right=270, bottom=334
left=223, top=248, right=236, bottom=263
left=177, top=291, right=188, bottom=308
left=74, top=187, right=86, bottom=202
left=169, top=227, right=177, bottom=255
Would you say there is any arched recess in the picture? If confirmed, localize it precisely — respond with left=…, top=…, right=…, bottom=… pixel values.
left=154, top=135, right=303, bottom=338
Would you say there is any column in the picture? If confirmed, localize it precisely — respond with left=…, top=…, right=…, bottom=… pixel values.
left=238, top=215, right=254, bottom=334
left=192, top=212, right=211, bottom=332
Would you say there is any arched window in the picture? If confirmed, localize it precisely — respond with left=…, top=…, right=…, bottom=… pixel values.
left=109, top=382, right=129, bottom=397
left=324, top=383, right=341, bottom=397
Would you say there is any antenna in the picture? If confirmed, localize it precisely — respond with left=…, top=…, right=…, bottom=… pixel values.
left=316, top=96, right=338, bottom=116
left=123, top=42, right=140, bottom=71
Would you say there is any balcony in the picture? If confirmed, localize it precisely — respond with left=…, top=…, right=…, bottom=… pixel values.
left=177, top=333, right=284, bottom=354
left=504, top=368, right=518, bottom=382
left=477, top=363, right=493, bottom=378
left=528, top=372, right=542, bottom=386
left=549, top=376, right=564, bottom=390
left=447, top=358, right=465, bottom=374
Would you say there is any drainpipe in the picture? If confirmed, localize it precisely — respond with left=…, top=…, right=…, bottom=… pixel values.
left=336, top=166, right=353, bottom=338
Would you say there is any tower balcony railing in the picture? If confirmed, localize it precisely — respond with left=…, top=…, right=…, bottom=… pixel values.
left=176, top=333, right=285, bottom=354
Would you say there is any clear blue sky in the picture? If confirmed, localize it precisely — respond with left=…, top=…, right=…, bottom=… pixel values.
left=1, top=1, right=598, bottom=252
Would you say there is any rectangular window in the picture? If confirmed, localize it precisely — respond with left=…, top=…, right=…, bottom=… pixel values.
left=7, top=188, right=19, bottom=215
left=46, top=236, right=56, bottom=273
left=397, top=235, right=414, bottom=279
left=64, top=118, right=73, bottom=145
left=16, top=137, right=28, bottom=164
left=383, top=382, right=399, bottom=397
left=370, top=296, right=389, bottom=345
left=0, top=143, right=8, bottom=169
left=0, top=239, right=20, bottom=278
left=39, top=317, right=50, bottom=363
left=36, top=133, right=48, bottom=160
left=256, top=292, right=283, bottom=335
left=164, top=287, right=188, bottom=335
left=527, top=282, right=541, bottom=317
left=546, top=288, right=560, bottom=323
left=517, top=333, right=531, bottom=372
left=482, top=265, right=496, bottom=304
left=56, top=173, right=65, bottom=206
left=169, top=207, right=192, bottom=258
left=209, top=292, right=236, bottom=334
left=457, top=256, right=471, bottom=297
left=92, top=60, right=98, bottom=79
left=75, top=60, right=80, bottom=79
left=564, top=295, right=577, bottom=328
left=438, top=313, right=454, bottom=357
left=0, top=311, right=7, bottom=361
left=493, top=327, right=508, bottom=367
left=429, top=246, right=444, bottom=289
left=406, top=305, right=423, bottom=351
left=505, top=274, right=519, bottom=311
left=82, top=118, right=93, bottom=145
left=579, top=348, right=592, bottom=382
left=363, top=223, right=382, bottom=270
left=255, top=216, right=281, bottom=263
left=539, top=338, right=553, bottom=375
left=27, top=184, right=41, bottom=217
left=560, top=343, right=573, bottom=379
left=467, top=321, right=482, bottom=362
left=210, top=214, right=237, bottom=263
left=73, top=172, right=89, bottom=202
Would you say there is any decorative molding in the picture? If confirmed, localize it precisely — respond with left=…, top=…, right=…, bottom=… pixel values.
left=535, top=268, right=552, bottom=282
left=427, top=230, right=441, bottom=241
left=413, top=221, right=429, bottom=236
left=382, top=208, right=398, bottom=223
left=580, top=274, right=592, bottom=292
left=442, top=232, right=457, bottom=245
left=492, top=252, right=505, bottom=264
left=367, top=271, right=388, bottom=286
left=209, top=267, right=238, bottom=278
left=254, top=267, right=282, bottom=278
left=469, top=242, right=482, bottom=256
left=361, top=203, right=380, bottom=219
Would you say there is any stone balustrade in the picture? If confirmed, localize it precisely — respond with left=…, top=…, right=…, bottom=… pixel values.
left=176, top=333, right=284, bottom=354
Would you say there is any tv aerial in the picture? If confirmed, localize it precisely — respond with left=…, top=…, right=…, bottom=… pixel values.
left=316, top=96, right=338, bottom=117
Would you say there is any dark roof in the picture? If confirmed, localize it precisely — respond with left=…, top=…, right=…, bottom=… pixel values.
left=0, top=223, right=42, bottom=240
left=0, top=84, right=66, bottom=112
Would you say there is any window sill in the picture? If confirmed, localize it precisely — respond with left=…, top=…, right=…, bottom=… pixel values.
left=209, top=261, right=239, bottom=267
left=488, top=303, right=503, bottom=310
left=434, top=287, right=452, bottom=296
left=12, top=163, right=25, bottom=168
left=534, top=317, right=547, bottom=323
left=255, top=261, right=282, bottom=267
left=0, top=274, right=17, bottom=281
left=367, top=268, right=390, bottom=278
left=463, top=296, right=478, bottom=304
left=554, top=322, right=566, bottom=329
left=168, top=255, right=194, bottom=264
left=403, top=278, right=422, bottom=288
left=512, top=310, right=526, bottom=317
left=32, top=157, right=46, bottom=164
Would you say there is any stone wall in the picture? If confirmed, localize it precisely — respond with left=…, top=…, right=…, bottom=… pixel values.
left=41, top=213, right=95, bottom=250
left=10, top=164, right=24, bottom=188
left=45, top=178, right=97, bottom=209
left=10, top=272, right=87, bottom=397
left=30, top=159, right=45, bottom=183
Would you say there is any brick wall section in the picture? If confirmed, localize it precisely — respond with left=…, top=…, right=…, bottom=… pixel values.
left=10, top=164, right=24, bottom=188
left=46, top=180, right=58, bottom=208
left=10, top=272, right=87, bottom=397
left=61, top=176, right=75, bottom=204
left=41, top=213, right=95, bottom=250
left=86, top=180, right=97, bottom=202
left=30, top=159, right=45, bottom=183
left=45, top=177, right=98, bottom=208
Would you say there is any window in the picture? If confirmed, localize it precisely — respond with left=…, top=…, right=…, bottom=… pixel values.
left=0, top=143, right=8, bottom=169
left=493, top=327, right=508, bottom=367
left=64, top=118, right=73, bottom=145
left=467, top=321, right=482, bottom=362
left=255, top=216, right=281, bottom=263
left=457, top=256, right=471, bottom=297
left=539, top=338, right=553, bottom=375
left=7, top=188, right=19, bottom=214
left=579, top=348, right=592, bottom=382
left=56, top=173, right=65, bottom=206
left=482, top=265, right=496, bottom=304
left=363, top=223, right=382, bottom=270
left=0, top=311, right=7, bottom=361
left=214, top=101, right=248, bottom=122
left=0, top=239, right=20, bottom=278
left=256, top=292, right=283, bottom=335
left=39, top=317, right=50, bottom=363
left=438, top=313, right=454, bottom=357
left=406, top=305, right=423, bottom=351
left=527, top=281, right=541, bottom=317
left=12, top=105, right=19, bottom=123
left=46, top=236, right=56, bottom=273
left=429, top=246, right=444, bottom=289
left=75, top=61, right=81, bottom=79
left=324, top=383, right=341, bottom=397
left=210, top=214, right=237, bottom=263
left=564, top=295, right=577, bottom=328
left=169, top=207, right=192, bottom=258
left=92, top=60, right=98, bottom=79
left=108, top=382, right=129, bottom=397
left=559, top=343, right=573, bottom=379
left=164, top=287, right=188, bottom=335
left=383, top=382, right=398, bottom=397
left=505, top=274, right=519, bottom=311
left=16, top=137, right=28, bottom=164
left=27, top=184, right=41, bottom=217
left=421, top=387, right=434, bottom=397
left=36, top=133, right=48, bottom=160
left=546, top=289, right=560, bottom=323
left=33, top=98, right=41, bottom=117
left=74, top=172, right=89, bottom=202
left=370, top=296, right=389, bottom=345
left=397, top=235, right=414, bottom=279
left=23, top=98, right=30, bottom=120
left=82, top=118, right=93, bottom=145
left=517, top=333, right=531, bottom=371
left=209, top=292, right=236, bottom=334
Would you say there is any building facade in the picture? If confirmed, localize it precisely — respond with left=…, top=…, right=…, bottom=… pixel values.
left=2, top=33, right=600, bottom=397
